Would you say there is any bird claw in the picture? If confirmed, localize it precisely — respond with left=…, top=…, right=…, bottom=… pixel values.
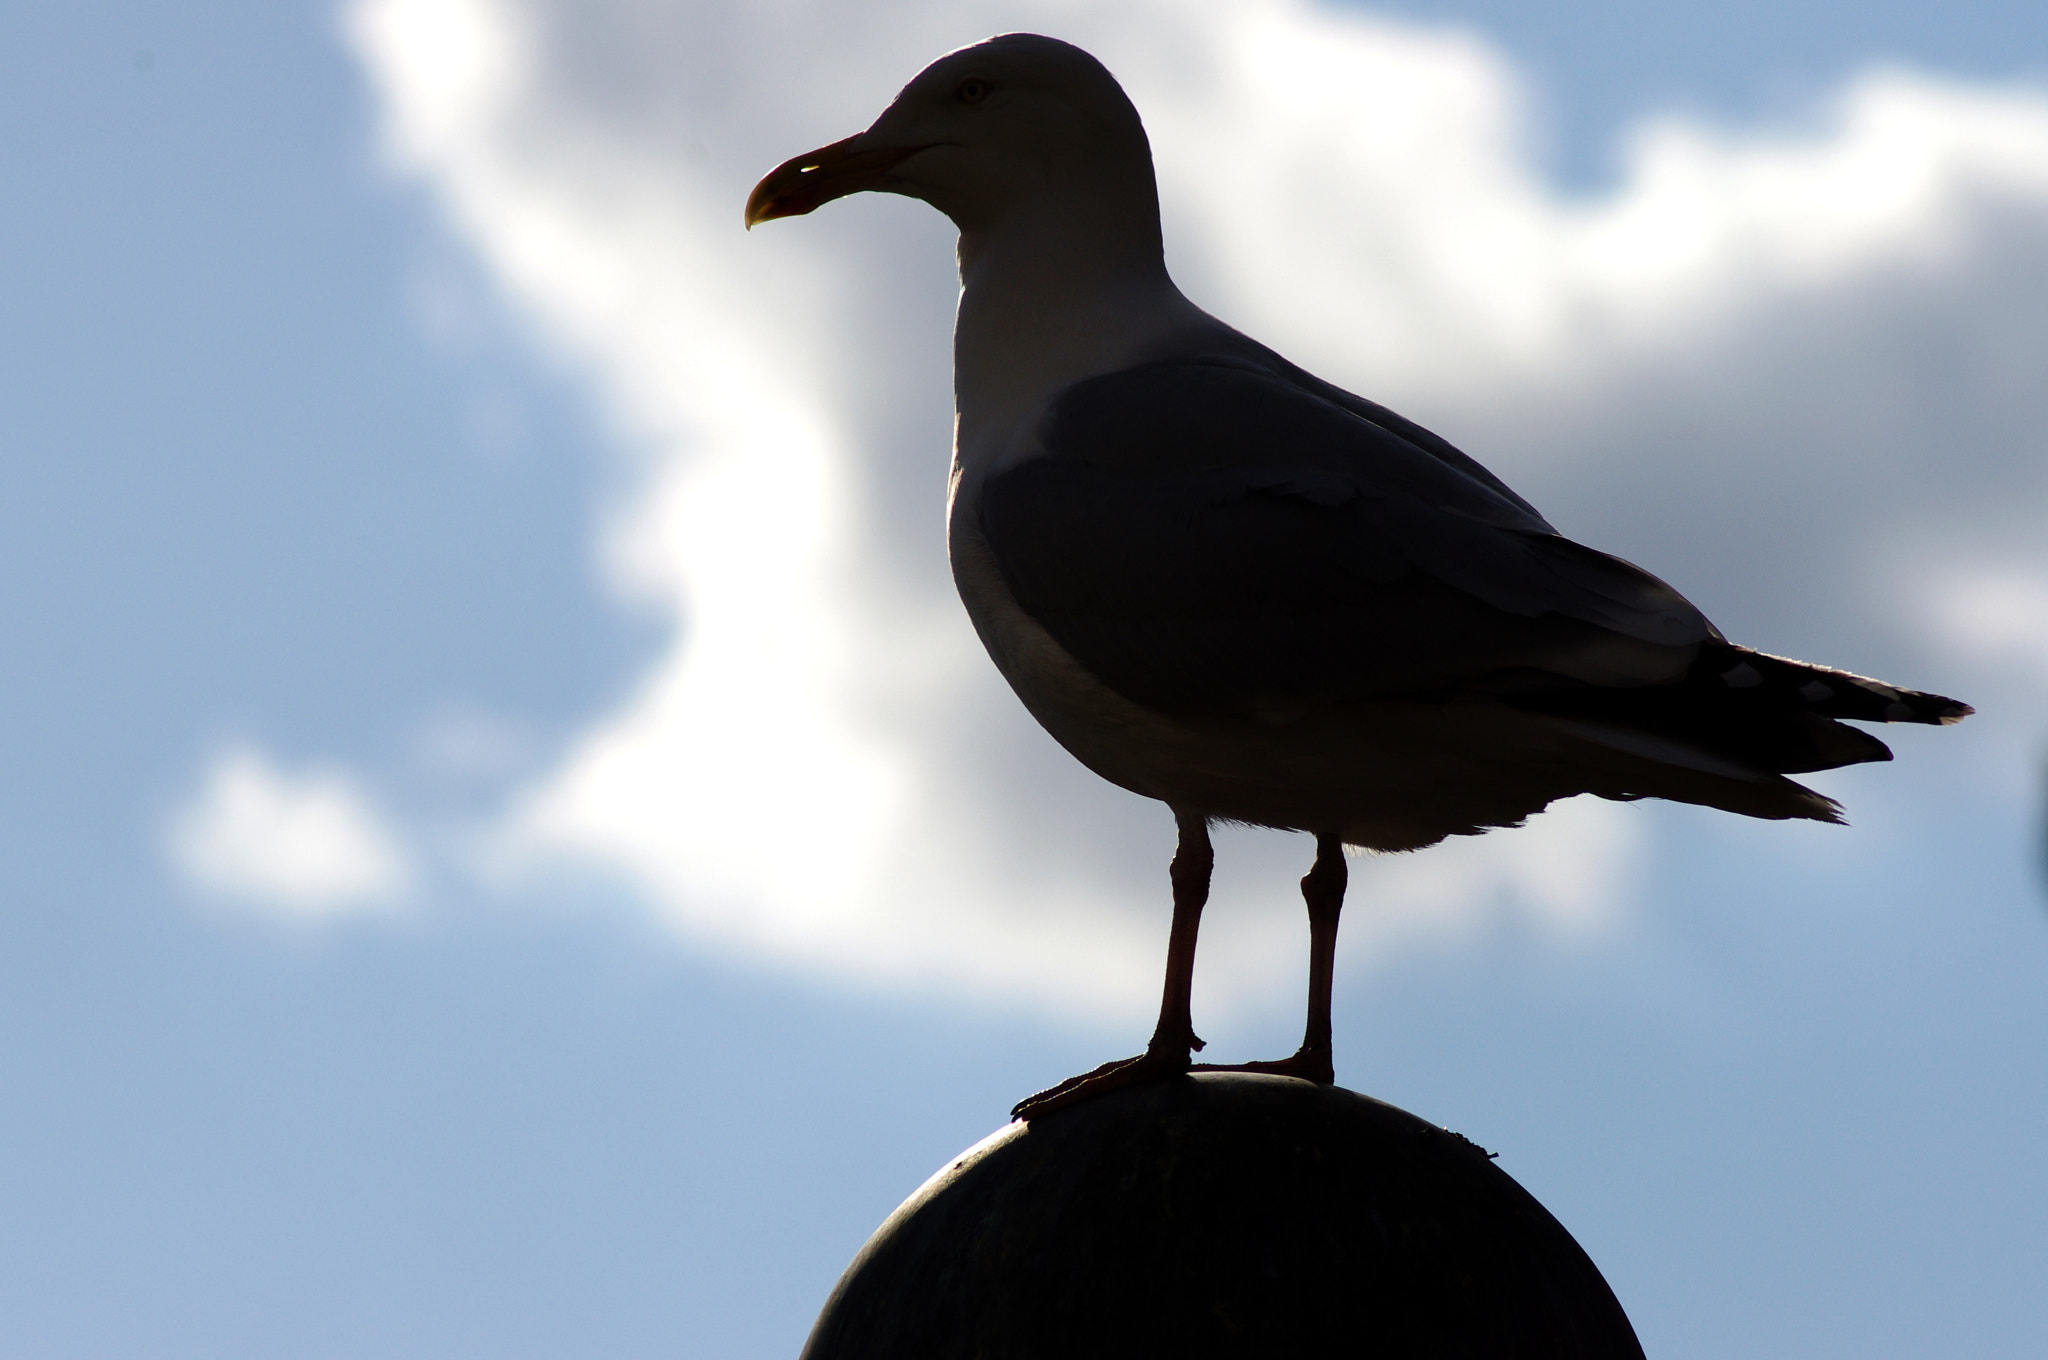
left=1192, top=1046, right=1335, bottom=1085
left=1010, top=1046, right=1192, bottom=1121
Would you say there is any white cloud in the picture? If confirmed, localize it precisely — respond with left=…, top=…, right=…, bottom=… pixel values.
left=1933, top=572, right=2048, bottom=677
left=1138, top=11, right=2048, bottom=390
left=344, top=0, right=2048, bottom=1020
left=168, top=745, right=413, bottom=917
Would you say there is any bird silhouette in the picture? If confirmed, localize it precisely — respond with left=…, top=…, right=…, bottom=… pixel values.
left=747, top=33, right=1970, bottom=1120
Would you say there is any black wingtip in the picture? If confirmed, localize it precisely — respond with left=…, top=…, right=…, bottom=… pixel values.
left=1884, top=694, right=1972, bottom=725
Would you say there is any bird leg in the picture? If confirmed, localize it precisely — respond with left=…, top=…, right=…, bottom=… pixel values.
left=1195, top=831, right=1345, bottom=1085
left=1149, top=811, right=1214, bottom=1057
left=1010, top=812, right=1212, bottom=1120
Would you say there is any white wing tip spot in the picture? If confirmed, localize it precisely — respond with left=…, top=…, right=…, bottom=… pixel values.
left=1720, top=662, right=1764, bottom=689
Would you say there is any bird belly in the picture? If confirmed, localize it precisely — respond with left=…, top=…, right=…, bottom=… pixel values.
left=949, top=521, right=1592, bottom=850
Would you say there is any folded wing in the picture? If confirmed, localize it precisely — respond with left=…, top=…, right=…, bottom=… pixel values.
left=979, top=359, right=1965, bottom=780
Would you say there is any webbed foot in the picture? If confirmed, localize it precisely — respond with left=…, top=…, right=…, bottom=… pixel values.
left=1011, top=1042, right=1195, bottom=1121
left=1193, top=1044, right=1334, bottom=1085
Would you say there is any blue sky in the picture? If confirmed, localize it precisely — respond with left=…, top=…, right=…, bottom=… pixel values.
left=3, top=2, right=2046, bottom=1357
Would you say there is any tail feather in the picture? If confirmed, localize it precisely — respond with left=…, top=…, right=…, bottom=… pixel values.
left=1549, top=717, right=1849, bottom=823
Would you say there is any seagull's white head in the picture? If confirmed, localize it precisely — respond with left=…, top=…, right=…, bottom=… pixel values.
left=746, top=33, right=1161, bottom=254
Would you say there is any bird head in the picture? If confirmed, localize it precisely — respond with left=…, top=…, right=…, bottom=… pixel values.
left=744, top=34, right=1158, bottom=245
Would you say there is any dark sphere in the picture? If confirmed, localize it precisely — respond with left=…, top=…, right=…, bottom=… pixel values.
left=802, top=1073, right=1642, bottom=1359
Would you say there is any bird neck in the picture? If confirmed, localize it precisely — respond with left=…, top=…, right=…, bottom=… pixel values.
left=952, top=207, right=1199, bottom=460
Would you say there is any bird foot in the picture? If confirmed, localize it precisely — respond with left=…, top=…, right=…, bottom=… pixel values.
left=1192, top=1045, right=1335, bottom=1085
left=1010, top=1045, right=1193, bottom=1121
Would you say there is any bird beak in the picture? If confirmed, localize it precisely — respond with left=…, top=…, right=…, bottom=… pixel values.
left=744, top=134, right=922, bottom=228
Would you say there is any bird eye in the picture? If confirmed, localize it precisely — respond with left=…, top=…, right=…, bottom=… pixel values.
left=955, top=77, right=989, bottom=105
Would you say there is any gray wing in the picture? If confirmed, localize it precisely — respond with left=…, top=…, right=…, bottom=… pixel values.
left=979, top=359, right=1718, bottom=717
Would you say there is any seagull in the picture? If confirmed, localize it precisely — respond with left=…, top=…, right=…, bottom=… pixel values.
left=746, top=33, right=1970, bottom=1120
